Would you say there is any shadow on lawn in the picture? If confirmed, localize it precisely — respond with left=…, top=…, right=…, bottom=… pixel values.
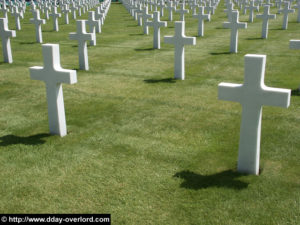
left=291, top=88, right=300, bottom=96
left=0, top=133, right=51, bottom=147
left=144, top=78, right=176, bottom=83
left=134, top=47, right=154, bottom=51
left=174, top=170, right=249, bottom=190
left=210, top=52, right=231, bottom=55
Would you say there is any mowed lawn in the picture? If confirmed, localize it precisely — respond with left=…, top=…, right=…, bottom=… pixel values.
left=0, top=2, right=300, bottom=224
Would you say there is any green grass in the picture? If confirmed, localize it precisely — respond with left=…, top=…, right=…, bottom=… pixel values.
left=0, top=2, right=300, bottom=224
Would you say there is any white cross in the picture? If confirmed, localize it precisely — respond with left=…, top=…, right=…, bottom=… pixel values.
left=218, top=54, right=291, bottom=175
left=175, top=3, right=189, bottom=21
left=164, top=21, right=196, bottom=80
left=30, top=44, right=77, bottom=137
left=0, top=17, right=16, bottom=63
left=278, top=2, right=295, bottom=29
left=142, top=6, right=153, bottom=35
left=1, top=0, right=9, bottom=18
left=43, top=4, right=50, bottom=20
left=11, top=7, right=22, bottom=30
left=245, top=0, right=259, bottom=22
left=95, top=6, right=104, bottom=26
left=256, top=5, right=276, bottom=39
left=157, top=0, right=165, bottom=17
left=70, top=2, right=78, bottom=19
left=86, top=11, right=99, bottom=46
left=61, top=4, right=70, bottom=24
left=290, top=39, right=300, bottom=89
left=166, top=1, right=175, bottom=21
left=205, top=1, right=215, bottom=15
left=69, top=20, right=95, bottom=70
left=224, top=2, right=235, bottom=21
left=294, top=0, right=300, bottom=23
left=193, top=6, right=210, bottom=36
left=49, top=6, right=61, bottom=31
left=30, top=9, right=45, bottom=43
left=190, top=0, right=199, bottom=15
left=223, top=10, right=247, bottom=53
left=146, top=11, right=167, bottom=49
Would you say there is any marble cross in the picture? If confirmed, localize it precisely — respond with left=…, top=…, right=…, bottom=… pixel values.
left=49, top=6, right=61, bottom=32
left=175, top=3, right=189, bottom=21
left=142, top=6, right=153, bottom=35
left=278, top=2, right=295, bottom=29
left=256, top=5, right=276, bottom=39
left=86, top=11, right=99, bottom=46
left=245, top=0, right=259, bottom=22
left=205, top=1, right=215, bottom=15
left=70, top=2, right=78, bottom=19
left=11, top=7, right=22, bottom=30
left=166, top=1, right=175, bottom=21
left=218, top=54, right=291, bottom=175
left=29, top=44, right=77, bottom=137
left=224, top=2, right=235, bottom=21
left=30, top=9, right=46, bottom=43
left=1, top=0, right=9, bottom=18
left=164, top=21, right=196, bottom=80
left=223, top=11, right=247, bottom=53
left=193, top=6, right=210, bottom=36
left=0, top=17, right=16, bottom=63
left=290, top=39, right=300, bottom=89
left=294, top=0, right=300, bottom=23
left=146, top=11, right=167, bottom=49
left=69, top=20, right=95, bottom=70
left=61, top=4, right=70, bottom=24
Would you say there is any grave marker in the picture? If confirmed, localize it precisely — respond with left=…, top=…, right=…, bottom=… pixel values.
left=146, top=11, right=167, bottom=49
left=30, top=9, right=46, bottom=43
left=164, top=21, right=196, bottom=80
left=218, top=54, right=291, bottom=175
left=69, top=20, right=95, bottom=70
left=256, top=5, right=276, bottom=39
left=29, top=44, right=77, bottom=137
left=223, top=11, right=247, bottom=53
left=0, top=17, right=16, bottom=63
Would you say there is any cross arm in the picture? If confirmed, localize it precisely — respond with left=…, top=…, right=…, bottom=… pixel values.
left=223, top=22, right=231, bottom=29
left=261, top=86, right=291, bottom=108
left=55, top=69, right=77, bottom=84
left=164, top=36, right=175, bottom=45
left=238, top=22, right=247, bottom=29
left=183, top=36, right=196, bottom=46
left=29, top=66, right=44, bottom=81
left=218, top=82, right=243, bottom=103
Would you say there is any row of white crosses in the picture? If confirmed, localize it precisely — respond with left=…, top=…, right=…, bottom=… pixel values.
left=27, top=0, right=111, bottom=135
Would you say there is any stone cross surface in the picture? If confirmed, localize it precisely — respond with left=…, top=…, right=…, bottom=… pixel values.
left=193, top=6, right=210, bottom=36
left=218, top=54, right=291, bottom=175
left=146, top=11, right=167, bottom=49
left=290, top=39, right=300, bottom=89
left=245, top=0, right=259, bottom=22
left=176, top=3, right=189, bottom=21
left=278, top=2, right=295, bottom=29
left=1, top=0, right=9, bottom=18
left=49, top=6, right=61, bottom=31
left=30, top=9, right=46, bottom=43
left=86, top=11, right=99, bottom=46
left=142, top=6, right=153, bottom=35
left=61, top=4, right=70, bottom=24
left=223, top=11, right=247, bottom=53
left=0, top=18, right=16, bottom=63
left=69, top=20, right=95, bottom=70
left=166, top=1, right=175, bottom=21
left=11, top=7, right=22, bottom=30
left=29, top=44, right=77, bottom=137
left=256, top=5, right=276, bottom=39
left=294, top=0, right=300, bottom=22
left=164, top=21, right=196, bottom=80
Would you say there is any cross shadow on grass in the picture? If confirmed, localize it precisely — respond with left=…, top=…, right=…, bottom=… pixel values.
left=174, top=170, right=249, bottom=190
left=144, top=78, right=176, bottom=83
left=210, top=52, right=231, bottom=55
left=129, top=33, right=144, bottom=36
left=0, top=133, right=51, bottom=147
left=246, top=37, right=263, bottom=40
left=135, top=47, right=154, bottom=51
left=19, top=41, right=36, bottom=45
left=291, top=88, right=300, bottom=96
